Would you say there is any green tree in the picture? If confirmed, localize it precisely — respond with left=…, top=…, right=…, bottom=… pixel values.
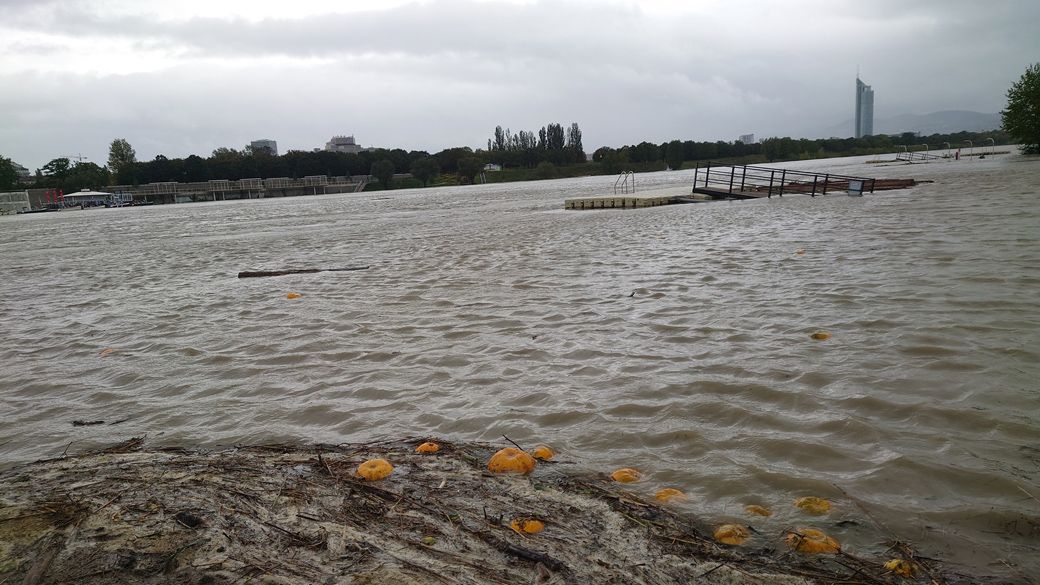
left=107, top=138, right=137, bottom=183
left=0, top=155, right=17, bottom=190
left=65, top=162, right=110, bottom=192
left=664, top=139, right=684, bottom=170
left=533, top=161, right=556, bottom=179
left=1001, top=63, right=1040, bottom=154
left=409, top=157, right=440, bottom=187
left=456, top=157, right=483, bottom=184
left=42, top=157, right=72, bottom=181
left=370, top=159, right=395, bottom=189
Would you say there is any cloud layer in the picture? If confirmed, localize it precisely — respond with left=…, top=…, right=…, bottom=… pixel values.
left=2, top=0, right=1036, bottom=169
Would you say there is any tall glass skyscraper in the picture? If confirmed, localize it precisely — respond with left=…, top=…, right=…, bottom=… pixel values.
left=855, top=77, right=874, bottom=138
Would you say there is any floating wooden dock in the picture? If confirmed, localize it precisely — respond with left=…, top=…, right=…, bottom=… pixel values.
left=691, top=162, right=877, bottom=200
left=564, top=186, right=706, bottom=210
left=564, top=164, right=921, bottom=210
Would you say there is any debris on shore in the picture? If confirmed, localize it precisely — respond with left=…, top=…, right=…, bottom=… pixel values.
left=0, top=438, right=995, bottom=584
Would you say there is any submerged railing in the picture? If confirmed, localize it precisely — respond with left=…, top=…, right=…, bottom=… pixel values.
left=614, top=171, right=635, bottom=194
left=692, top=162, right=876, bottom=198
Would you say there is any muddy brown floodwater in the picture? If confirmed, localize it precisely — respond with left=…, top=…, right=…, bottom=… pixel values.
left=1, top=152, right=1038, bottom=581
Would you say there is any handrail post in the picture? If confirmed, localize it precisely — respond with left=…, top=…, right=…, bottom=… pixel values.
left=779, top=170, right=786, bottom=197
left=822, top=174, right=829, bottom=195
left=728, top=166, right=735, bottom=194
left=705, top=162, right=711, bottom=188
left=768, top=169, right=775, bottom=198
left=740, top=165, right=746, bottom=192
left=811, top=175, right=818, bottom=197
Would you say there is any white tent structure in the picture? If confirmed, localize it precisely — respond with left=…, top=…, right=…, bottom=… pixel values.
left=62, top=189, right=131, bottom=207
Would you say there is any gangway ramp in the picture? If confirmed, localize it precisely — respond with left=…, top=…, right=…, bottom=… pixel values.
left=691, top=162, right=877, bottom=200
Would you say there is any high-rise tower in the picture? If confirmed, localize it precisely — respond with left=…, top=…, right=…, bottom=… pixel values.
left=855, top=77, right=874, bottom=138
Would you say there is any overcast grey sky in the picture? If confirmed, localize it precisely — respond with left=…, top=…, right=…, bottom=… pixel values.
left=1, top=0, right=1037, bottom=170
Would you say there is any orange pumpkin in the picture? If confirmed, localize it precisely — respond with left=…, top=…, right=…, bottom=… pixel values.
left=744, top=504, right=772, bottom=517
left=356, top=458, right=393, bottom=481
left=785, top=528, right=839, bottom=554
left=509, top=518, right=545, bottom=534
left=532, top=445, right=554, bottom=461
left=487, top=447, right=536, bottom=474
left=610, top=468, right=641, bottom=483
left=416, top=442, right=440, bottom=454
left=654, top=488, right=685, bottom=502
left=713, top=524, right=749, bottom=546
left=286, top=292, right=302, bottom=299
left=794, top=496, right=831, bottom=515
left=809, top=331, right=831, bottom=341
left=795, top=248, right=806, bottom=255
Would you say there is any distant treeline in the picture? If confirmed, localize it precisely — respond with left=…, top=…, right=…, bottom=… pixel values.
left=14, top=127, right=1011, bottom=193
left=116, top=146, right=475, bottom=185
left=486, top=122, right=586, bottom=167
left=596, top=129, right=1012, bottom=172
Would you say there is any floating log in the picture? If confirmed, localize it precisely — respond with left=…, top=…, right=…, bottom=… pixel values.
left=237, top=266, right=370, bottom=278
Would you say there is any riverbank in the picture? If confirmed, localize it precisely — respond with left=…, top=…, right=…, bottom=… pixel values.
left=0, top=438, right=999, bottom=584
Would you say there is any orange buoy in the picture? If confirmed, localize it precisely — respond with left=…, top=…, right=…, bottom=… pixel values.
left=785, top=527, right=839, bottom=553
left=794, top=496, right=831, bottom=515
left=356, top=458, right=393, bottom=481
left=610, top=468, right=641, bottom=483
left=532, top=445, right=555, bottom=461
left=744, top=504, right=772, bottom=517
left=487, top=447, right=537, bottom=474
left=509, top=518, right=545, bottom=534
left=286, top=292, right=302, bottom=299
left=713, top=524, right=750, bottom=546
left=655, top=488, right=685, bottom=502
left=416, top=442, right=440, bottom=454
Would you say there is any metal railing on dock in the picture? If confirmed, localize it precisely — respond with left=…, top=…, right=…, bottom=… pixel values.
left=614, top=171, right=635, bottom=194
left=691, top=162, right=876, bottom=200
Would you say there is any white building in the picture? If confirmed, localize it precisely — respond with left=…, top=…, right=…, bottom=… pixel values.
left=855, top=77, right=874, bottom=138
left=738, top=134, right=755, bottom=144
left=325, top=135, right=363, bottom=154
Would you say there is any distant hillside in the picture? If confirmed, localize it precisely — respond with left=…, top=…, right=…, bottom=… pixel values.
left=814, top=110, right=1001, bottom=138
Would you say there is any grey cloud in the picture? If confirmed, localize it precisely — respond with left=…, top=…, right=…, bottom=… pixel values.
left=2, top=0, right=1038, bottom=170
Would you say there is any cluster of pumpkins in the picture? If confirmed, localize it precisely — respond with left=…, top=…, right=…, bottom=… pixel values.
left=351, top=443, right=917, bottom=577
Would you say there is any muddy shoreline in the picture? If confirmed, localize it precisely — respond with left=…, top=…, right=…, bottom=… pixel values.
left=0, top=438, right=1008, bottom=584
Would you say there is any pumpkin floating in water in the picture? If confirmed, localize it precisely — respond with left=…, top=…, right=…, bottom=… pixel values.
left=487, top=447, right=536, bottom=474
left=610, top=468, right=641, bottom=483
left=286, top=292, right=302, bottom=300
left=794, top=496, right=831, bottom=515
left=883, top=559, right=918, bottom=577
left=795, top=248, right=806, bottom=255
left=744, top=504, right=772, bottom=517
left=809, top=331, right=831, bottom=341
left=99, top=348, right=116, bottom=357
left=532, top=445, right=555, bottom=461
left=356, top=458, right=393, bottom=481
left=509, top=518, right=545, bottom=534
left=713, top=524, right=750, bottom=546
left=654, top=488, right=685, bottom=502
left=416, top=442, right=440, bottom=454
left=785, top=528, right=839, bottom=554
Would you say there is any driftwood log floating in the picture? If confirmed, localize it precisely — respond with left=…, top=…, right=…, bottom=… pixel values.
left=237, top=266, right=370, bottom=278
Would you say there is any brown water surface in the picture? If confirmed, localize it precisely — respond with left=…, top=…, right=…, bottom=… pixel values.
left=2, top=153, right=1039, bottom=579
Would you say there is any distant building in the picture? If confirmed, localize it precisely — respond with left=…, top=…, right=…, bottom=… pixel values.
left=9, top=162, right=33, bottom=184
left=250, top=139, right=278, bottom=156
left=738, top=134, right=755, bottom=144
left=855, top=77, right=874, bottom=138
left=326, top=135, right=363, bottom=154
